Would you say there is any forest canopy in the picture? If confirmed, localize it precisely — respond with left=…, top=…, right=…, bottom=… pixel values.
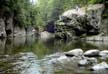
left=0, top=0, right=107, bottom=28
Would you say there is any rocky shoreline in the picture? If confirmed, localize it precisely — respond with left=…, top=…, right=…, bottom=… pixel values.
left=55, top=4, right=108, bottom=41
left=43, top=48, right=108, bottom=73
left=1, top=48, right=108, bottom=74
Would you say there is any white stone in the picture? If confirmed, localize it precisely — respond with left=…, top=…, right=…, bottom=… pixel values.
left=65, top=48, right=83, bottom=56
left=57, top=55, right=70, bottom=64
left=62, top=9, right=85, bottom=18
left=84, top=49, right=100, bottom=57
left=78, top=57, right=97, bottom=66
left=91, top=62, right=108, bottom=71
left=99, top=50, right=108, bottom=57
left=78, top=59, right=88, bottom=66
left=87, top=57, right=97, bottom=65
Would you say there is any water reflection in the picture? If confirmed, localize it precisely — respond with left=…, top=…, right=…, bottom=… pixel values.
left=87, top=41, right=108, bottom=50
left=0, top=37, right=108, bottom=74
left=0, top=52, right=41, bottom=74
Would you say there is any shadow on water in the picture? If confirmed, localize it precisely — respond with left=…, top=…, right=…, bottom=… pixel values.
left=0, top=37, right=108, bottom=74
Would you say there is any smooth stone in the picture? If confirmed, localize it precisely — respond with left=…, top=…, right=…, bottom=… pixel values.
left=56, top=55, right=70, bottom=64
left=78, top=59, right=88, bottom=66
left=87, top=57, right=97, bottom=65
left=91, top=62, right=108, bottom=71
left=99, top=50, right=108, bottom=57
left=56, top=55, right=83, bottom=64
left=78, top=57, right=97, bottom=66
left=65, top=48, right=83, bottom=57
left=84, top=49, right=100, bottom=57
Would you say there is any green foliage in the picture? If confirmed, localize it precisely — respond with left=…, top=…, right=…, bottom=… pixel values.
left=88, top=0, right=102, bottom=4
left=0, top=0, right=38, bottom=27
left=88, top=0, right=108, bottom=4
left=0, top=0, right=107, bottom=29
left=37, top=0, right=108, bottom=33
left=36, top=0, right=89, bottom=26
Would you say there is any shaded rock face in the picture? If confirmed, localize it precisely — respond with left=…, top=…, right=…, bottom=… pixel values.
left=5, top=17, right=13, bottom=37
left=26, top=26, right=36, bottom=36
left=101, top=4, right=108, bottom=35
left=55, top=4, right=104, bottom=38
left=0, top=18, right=6, bottom=37
left=45, top=21, right=55, bottom=33
left=0, top=13, right=36, bottom=38
left=14, top=26, right=26, bottom=37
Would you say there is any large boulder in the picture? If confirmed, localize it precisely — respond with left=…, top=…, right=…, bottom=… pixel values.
left=55, top=4, right=104, bottom=39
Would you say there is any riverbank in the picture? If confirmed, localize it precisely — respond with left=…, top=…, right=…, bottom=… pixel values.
left=55, top=4, right=108, bottom=41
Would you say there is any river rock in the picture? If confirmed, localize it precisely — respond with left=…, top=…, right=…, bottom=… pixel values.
left=65, top=48, right=83, bottom=57
left=78, top=57, right=97, bottom=66
left=78, top=59, right=88, bottom=66
left=84, top=49, right=100, bottom=57
left=56, top=55, right=70, bottom=64
left=91, top=62, right=108, bottom=71
left=99, top=50, right=108, bottom=58
left=87, top=57, right=97, bottom=65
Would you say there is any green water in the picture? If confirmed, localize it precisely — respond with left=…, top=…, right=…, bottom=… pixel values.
left=0, top=36, right=108, bottom=74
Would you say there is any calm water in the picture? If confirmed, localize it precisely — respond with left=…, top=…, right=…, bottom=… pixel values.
left=0, top=36, right=108, bottom=74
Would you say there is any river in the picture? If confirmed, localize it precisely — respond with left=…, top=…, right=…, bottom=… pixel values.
left=0, top=36, right=108, bottom=74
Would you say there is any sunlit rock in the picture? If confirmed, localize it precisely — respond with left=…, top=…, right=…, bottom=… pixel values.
left=40, top=31, right=54, bottom=41
left=65, top=48, right=83, bottom=57
left=91, top=62, right=108, bottom=71
left=56, top=55, right=70, bottom=64
left=62, top=8, right=85, bottom=18
left=56, top=54, right=84, bottom=65
left=78, top=59, right=88, bottom=66
left=56, top=4, right=105, bottom=38
left=84, top=49, right=100, bottom=57
left=99, top=50, right=108, bottom=59
left=55, top=55, right=81, bottom=70
left=78, top=57, right=97, bottom=66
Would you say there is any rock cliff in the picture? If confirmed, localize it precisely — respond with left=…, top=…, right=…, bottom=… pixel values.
left=55, top=4, right=105, bottom=39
